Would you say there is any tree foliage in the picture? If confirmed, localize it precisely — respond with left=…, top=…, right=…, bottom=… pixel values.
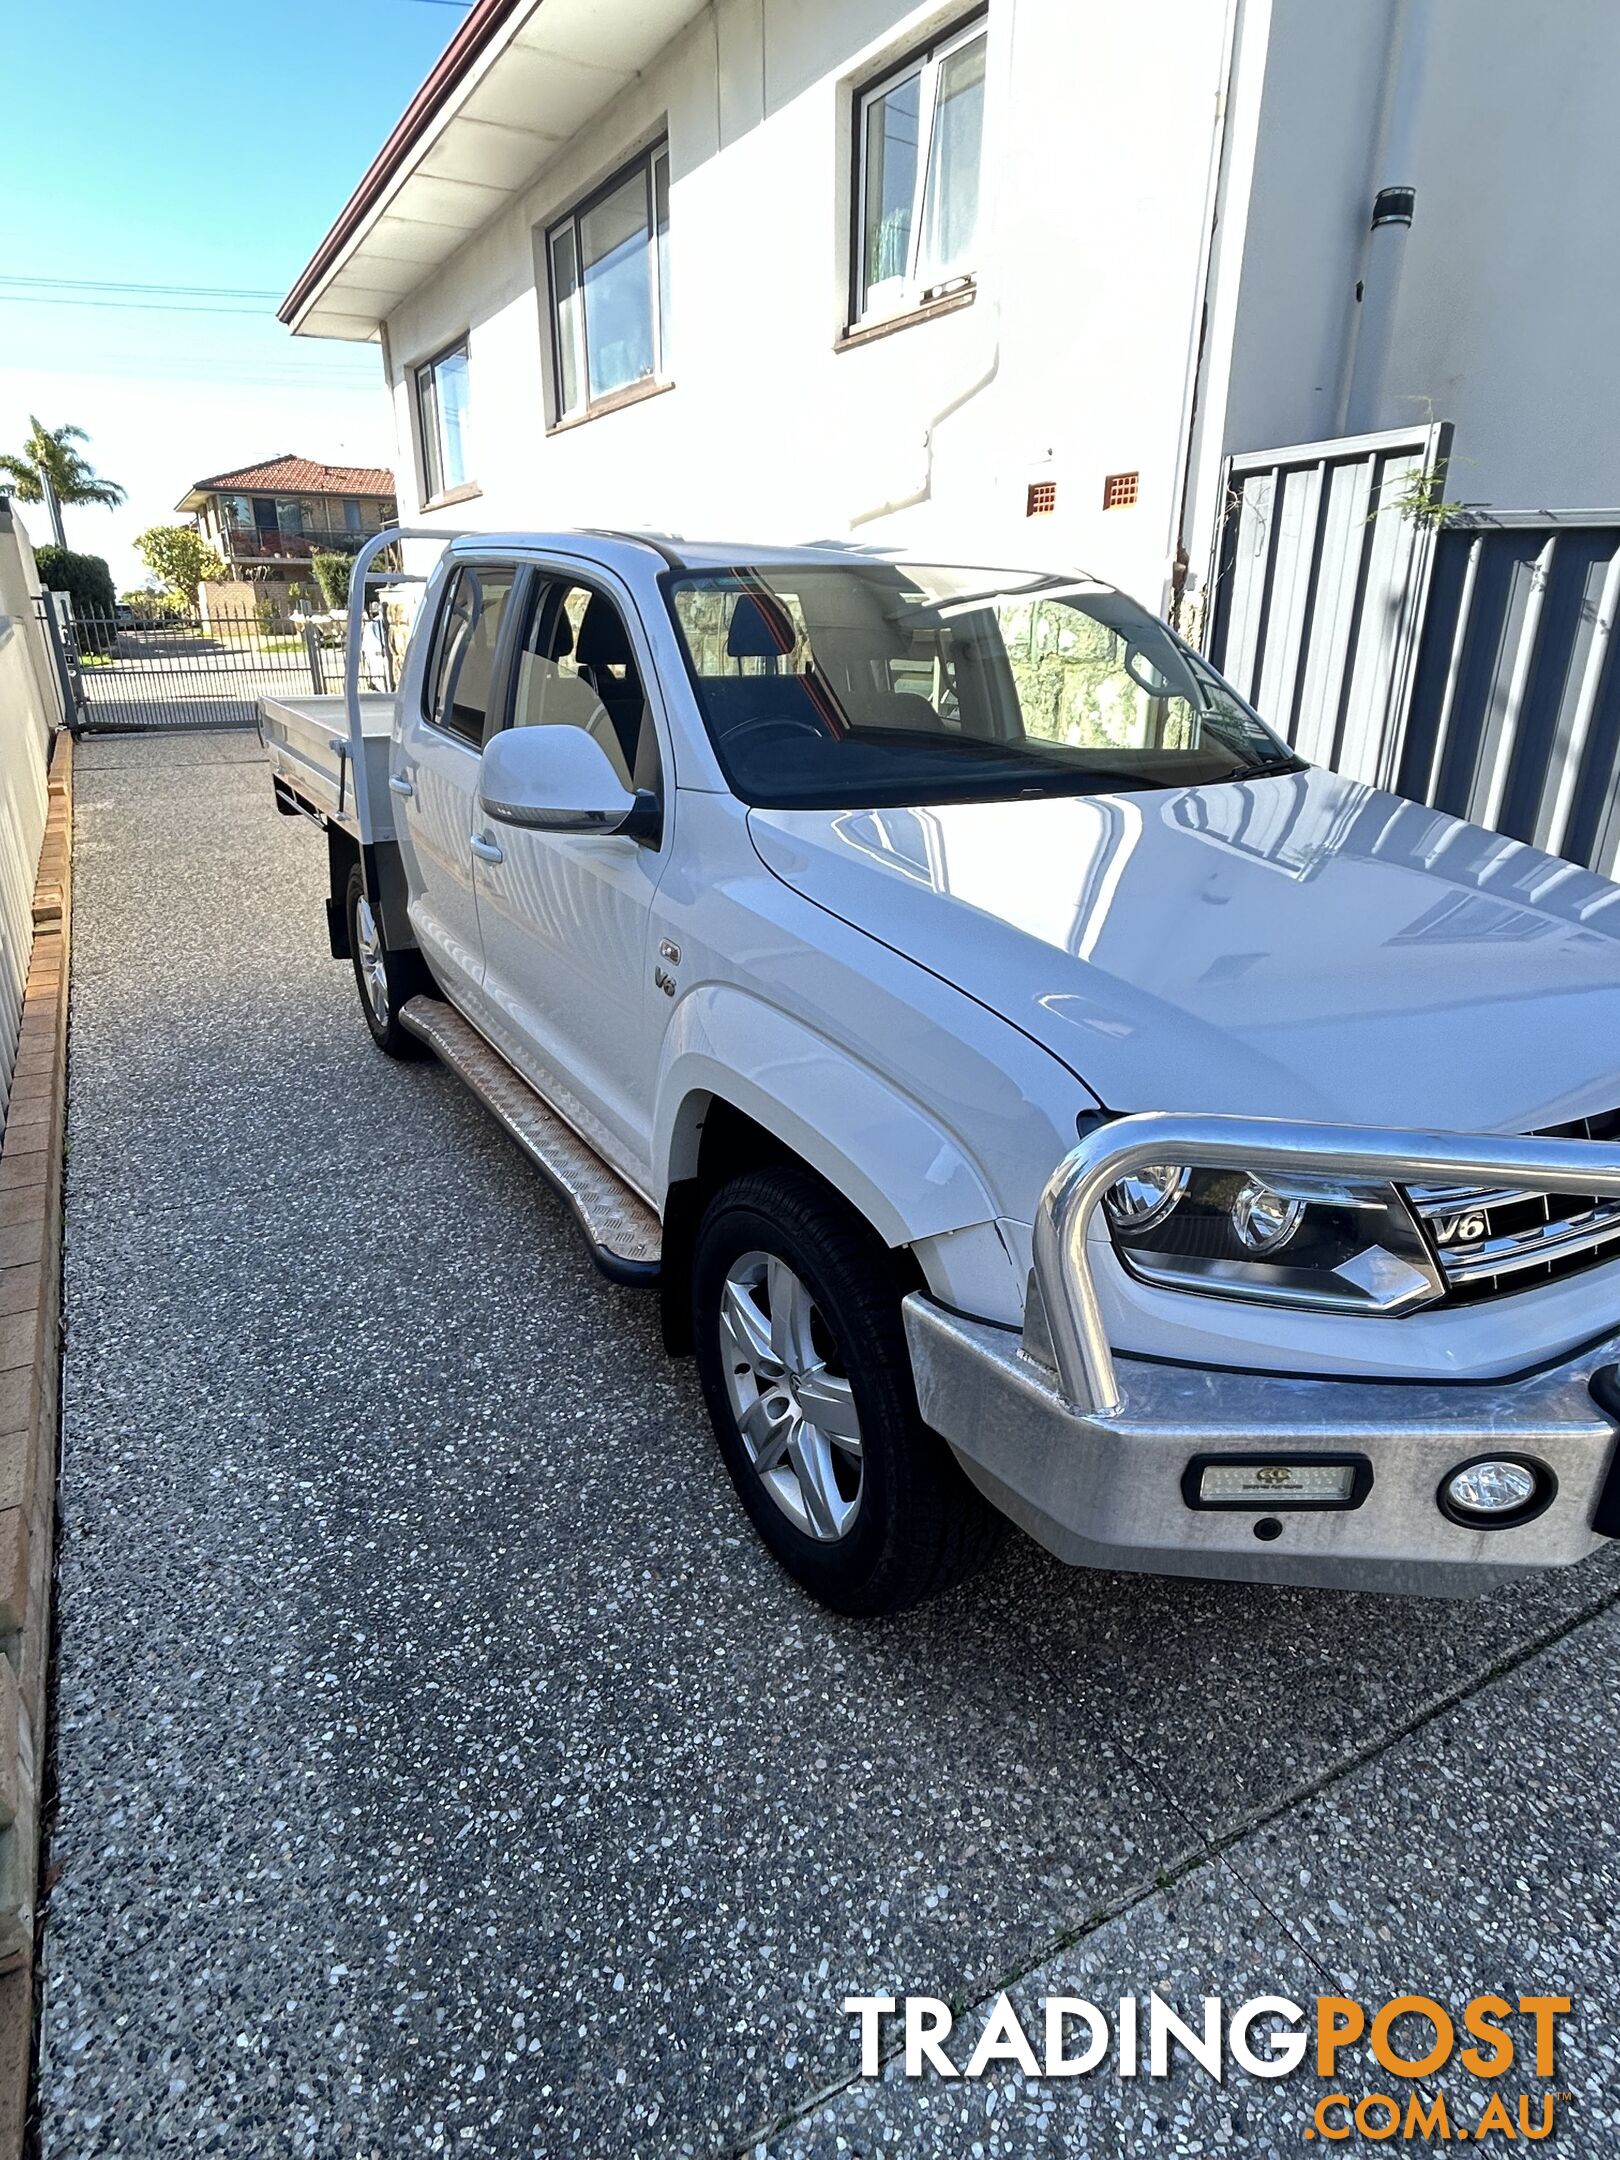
left=34, top=546, right=117, bottom=651
left=0, top=417, right=125, bottom=513
left=133, top=524, right=227, bottom=605
left=311, top=550, right=354, bottom=611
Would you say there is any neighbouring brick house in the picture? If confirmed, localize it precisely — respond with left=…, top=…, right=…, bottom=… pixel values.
left=176, top=454, right=397, bottom=617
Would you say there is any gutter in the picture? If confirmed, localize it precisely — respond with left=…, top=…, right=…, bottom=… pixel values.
left=278, top=0, right=525, bottom=329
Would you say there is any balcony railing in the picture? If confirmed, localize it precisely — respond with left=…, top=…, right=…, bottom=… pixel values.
left=218, top=517, right=396, bottom=563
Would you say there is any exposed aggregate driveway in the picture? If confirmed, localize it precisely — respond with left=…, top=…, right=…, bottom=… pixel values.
left=35, top=734, right=1620, bottom=2156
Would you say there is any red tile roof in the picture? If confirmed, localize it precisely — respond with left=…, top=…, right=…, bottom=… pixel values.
left=185, top=455, right=397, bottom=499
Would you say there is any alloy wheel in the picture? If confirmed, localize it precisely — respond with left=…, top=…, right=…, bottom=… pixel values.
left=354, top=892, right=390, bottom=1027
left=718, top=1251, right=864, bottom=1541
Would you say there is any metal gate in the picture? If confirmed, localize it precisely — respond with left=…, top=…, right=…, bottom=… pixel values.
left=38, top=601, right=373, bottom=734
left=1207, top=428, right=1620, bottom=880
left=1206, top=421, right=1450, bottom=788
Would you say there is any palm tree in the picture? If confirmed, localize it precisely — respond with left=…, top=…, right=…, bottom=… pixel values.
left=0, top=417, right=126, bottom=549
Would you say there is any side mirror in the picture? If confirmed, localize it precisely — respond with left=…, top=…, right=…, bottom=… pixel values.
left=480, top=725, right=655, bottom=839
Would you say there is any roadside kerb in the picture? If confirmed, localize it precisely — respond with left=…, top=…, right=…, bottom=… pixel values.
left=0, top=732, right=71, bottom=2153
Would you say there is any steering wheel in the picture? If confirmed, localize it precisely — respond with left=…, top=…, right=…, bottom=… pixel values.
left=723, top=713, right=831, bottom=753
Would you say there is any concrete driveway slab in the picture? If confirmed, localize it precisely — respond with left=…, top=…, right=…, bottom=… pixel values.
left=37, top=736, right=1620, bottom=2157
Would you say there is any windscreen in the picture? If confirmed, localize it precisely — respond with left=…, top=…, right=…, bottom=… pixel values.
left=666, top=563, right=1296, bottom=808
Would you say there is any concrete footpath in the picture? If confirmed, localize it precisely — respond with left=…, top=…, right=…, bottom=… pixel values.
left=34, top=734, right=1620, bottom=2155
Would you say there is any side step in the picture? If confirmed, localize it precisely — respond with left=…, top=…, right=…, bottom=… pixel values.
left=400, top=996, right=661, bottom=1285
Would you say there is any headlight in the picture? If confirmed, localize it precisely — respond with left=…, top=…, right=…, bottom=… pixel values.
left=1101, top=1162, right=1443, bottom=1314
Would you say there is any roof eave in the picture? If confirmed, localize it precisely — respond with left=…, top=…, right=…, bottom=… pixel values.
left=278, top=0, right=525, bottom=333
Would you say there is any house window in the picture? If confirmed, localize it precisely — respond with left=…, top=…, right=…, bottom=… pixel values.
left=547, top=143, right=671, bottom=421
left=416, top=338, right=471, bottom=501
left=345, top=500, right=362, bottom=534
left=854, top=14, right=987, bottom=326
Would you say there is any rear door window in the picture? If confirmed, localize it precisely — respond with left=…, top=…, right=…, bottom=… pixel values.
left=424, top=564, right=517, bottom=748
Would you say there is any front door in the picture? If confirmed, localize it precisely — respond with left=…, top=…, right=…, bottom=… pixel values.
left=471, top=572, right=670, bottom=1185
left=394, top=560, right=517, bottom=997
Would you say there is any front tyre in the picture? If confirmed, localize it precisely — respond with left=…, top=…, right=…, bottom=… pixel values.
left=692, top=1165, right=1003, bottom=1615
left=346, top=864, right=430, bottom=1058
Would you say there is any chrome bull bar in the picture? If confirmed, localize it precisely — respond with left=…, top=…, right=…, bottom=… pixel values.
left=1030, top=1114, right=1620, bottom=1418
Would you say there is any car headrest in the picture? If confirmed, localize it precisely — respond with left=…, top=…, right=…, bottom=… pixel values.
left=575, top=594, right=633, bottom=670
left=726, top=589, right=797, bottom=660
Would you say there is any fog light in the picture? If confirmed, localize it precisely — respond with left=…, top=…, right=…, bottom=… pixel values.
left=1442, top=1457, right=1542, bottom=1522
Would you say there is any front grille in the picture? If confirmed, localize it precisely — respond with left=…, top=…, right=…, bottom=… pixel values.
left=1405, top=1109, right=1620, bottom=1306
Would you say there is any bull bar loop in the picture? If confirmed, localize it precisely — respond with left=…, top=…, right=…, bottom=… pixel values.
left=1029, top=1113, right=1620, bottom=1418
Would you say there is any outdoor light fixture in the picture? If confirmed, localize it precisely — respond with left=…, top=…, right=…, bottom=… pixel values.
left=1439, top=1456, right=1550, bottom=1527
left=1185, top=1456, right=1370, bottom=1510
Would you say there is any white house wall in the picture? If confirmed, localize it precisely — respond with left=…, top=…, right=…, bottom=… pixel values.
left=1195, top=0, right=1620, bottom=576
left=382, top=0, right=1229, bottom=608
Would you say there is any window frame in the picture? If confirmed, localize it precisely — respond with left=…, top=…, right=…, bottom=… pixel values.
left=543, top=139, right=672, bottom=427
left=419, top=558, right=522, bottom=753
left=849, top=8, right=989, bottom=333
left=414, top=334, right=473, bottom=506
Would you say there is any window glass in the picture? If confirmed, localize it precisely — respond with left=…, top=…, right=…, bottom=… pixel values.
left=862, top=72, right=920, bottom=310
left=856, top=21, right=987, bottom=321
left=546, top=145, right=668, bottom=417
left=917, top=35, right=985, bottom=286
left=550, top=226, right=587, bottom=418
left=508, top=580, right=661, bottom=795
left=417, top=342, right=470, bottom=499
left=667, top=564, right=1293, bottom=810
left=344, top=499, right=362, bottom=533
left=426, top=565, right=515, bottom=749
left=580, top=168, right=655, bottom=398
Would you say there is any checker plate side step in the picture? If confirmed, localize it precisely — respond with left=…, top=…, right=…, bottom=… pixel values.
left=400, top=996, right=661, bottom=1285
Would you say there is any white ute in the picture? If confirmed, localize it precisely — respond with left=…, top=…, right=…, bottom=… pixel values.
left=261, top=528, right=1620, bottom=1613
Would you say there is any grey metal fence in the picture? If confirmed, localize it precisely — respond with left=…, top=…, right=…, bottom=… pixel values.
left=1395, top=515, right=1620, bottom=877
left=47, top=605, right=352, bottom=733
left=1208, top=429, right=1620, bottom=880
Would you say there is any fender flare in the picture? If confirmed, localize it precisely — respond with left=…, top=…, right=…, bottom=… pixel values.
left=655, top=984, right=998, bottom=1246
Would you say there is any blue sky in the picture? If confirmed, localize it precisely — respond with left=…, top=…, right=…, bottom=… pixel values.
left=0, top=0, right=464, bottom=583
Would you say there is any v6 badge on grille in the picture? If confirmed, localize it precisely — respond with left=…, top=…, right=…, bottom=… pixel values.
left=1430, top=1210, right=1488, bottom=1246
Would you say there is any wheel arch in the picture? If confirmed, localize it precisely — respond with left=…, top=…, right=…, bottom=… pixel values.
left=654, top=988, right=1001, bottom=1352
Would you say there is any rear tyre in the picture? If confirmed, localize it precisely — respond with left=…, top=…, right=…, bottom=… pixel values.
left=346, top=864, right=431, bottom=1059
left=692, top=1164, right=1004, bottom=1615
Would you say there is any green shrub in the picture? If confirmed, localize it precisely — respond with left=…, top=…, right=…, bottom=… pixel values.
left=311, top=550, right=353, bottom=612
left=119, top=588, right=188, bottom=625
left=36, top=545, right=116, bottom=651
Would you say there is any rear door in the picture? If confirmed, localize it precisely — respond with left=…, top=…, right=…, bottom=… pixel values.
left=394, top=560, right=518, bottom=994
left=471, top=568, right=672, bottom=1184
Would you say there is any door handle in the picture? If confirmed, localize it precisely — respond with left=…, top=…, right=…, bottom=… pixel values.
left=388, top=773, right=415, bottom=797
left=470, top=831, right=504, bottom=864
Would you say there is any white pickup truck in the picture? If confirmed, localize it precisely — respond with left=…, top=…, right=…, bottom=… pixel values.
left=262, top=527, right=1620, bottom=1613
